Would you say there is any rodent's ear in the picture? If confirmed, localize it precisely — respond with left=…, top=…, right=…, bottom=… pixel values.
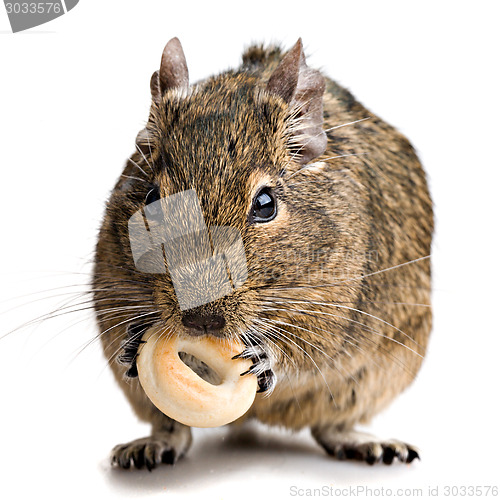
left=151, top=37, right=189, bottom=100
left=266, top=39, right=304, bottom=103
left=266, top=39, right=327, bottom=165
left=150, top=70, right=161, bottom=103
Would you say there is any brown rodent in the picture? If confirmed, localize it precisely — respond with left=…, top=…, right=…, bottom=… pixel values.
left=93, top=37, right=433, bottom=470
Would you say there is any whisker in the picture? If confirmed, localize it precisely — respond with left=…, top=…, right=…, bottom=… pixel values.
left=128, top=154, right=149, bottom=177
left=121, top=174, right=147, bottom=184
left=256, top=254, right=432, bottom=292
left=71, top=310, right=160, bottom=368
left=253, top=317, right=338, bottom=406
left=249, top=323, right=306, bottom=416
left=259, top=302, right=418, bottom=376
left=323, top=117, right=371, bottom=132
left=263, top=297, right=422, bottom=351
left=356, top=255, right=431, bottom=281
left=135, top=143, right=154, bottom=173
left=1, top=300, right=153, bottom=342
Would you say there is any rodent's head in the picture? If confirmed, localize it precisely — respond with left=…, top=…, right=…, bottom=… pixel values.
left=95, top=38, right=368, bottom=376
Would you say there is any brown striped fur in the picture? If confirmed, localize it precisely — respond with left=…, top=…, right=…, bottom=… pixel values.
left=93, top=38, right=433, bottom=469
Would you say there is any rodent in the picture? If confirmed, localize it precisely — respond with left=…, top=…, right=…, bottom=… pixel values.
left=93, top=37, right=433, bottom=470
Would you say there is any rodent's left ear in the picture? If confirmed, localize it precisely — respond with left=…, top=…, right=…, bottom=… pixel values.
left=266, top=39, right=327, bottom=165
left=150, top=37, right=189, bottom=102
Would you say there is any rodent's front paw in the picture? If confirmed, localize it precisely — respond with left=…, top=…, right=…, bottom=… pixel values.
left=117, top=322, right=148, bottom=378
left=234, top=342, right=276, bottom=394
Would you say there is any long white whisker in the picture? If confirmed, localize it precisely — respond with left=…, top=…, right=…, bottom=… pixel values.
left=135, top=143, right=154, bottom=173
left=323, top=117, right=371, bottom=132
left=254, top=317, right=338, bottom=407
left=127, top=156, right=149, bottom=177
left=259, top=302, right=418, bottom=375
left=121, top=174, right=147, bottom=184
left=266, top=298, right=422, bottom=352
left=71, top=310, right=159, bottom=367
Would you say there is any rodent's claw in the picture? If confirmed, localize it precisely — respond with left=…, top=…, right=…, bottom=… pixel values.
left=117, top=323, right=149, bottom=378
left=233, top=343, right=265, bottom=361
left=232, top=345, right=258, bottom=360
left=236, top=344, right=276, bottom=394
left=239, top=366, right=253, bottom=377
left=110, top=426, right=191, bottom=471
left=125, top=364, right=139, bottom=378
left=256, top=369, right=276, bottom=393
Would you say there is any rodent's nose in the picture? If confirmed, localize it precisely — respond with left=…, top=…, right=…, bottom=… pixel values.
left=181, top=312, right=226, bottom=336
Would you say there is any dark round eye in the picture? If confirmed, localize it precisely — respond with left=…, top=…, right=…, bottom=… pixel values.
left=144, top=186, right=162, bottom=221
left=250, top=188, right=277, bottom=223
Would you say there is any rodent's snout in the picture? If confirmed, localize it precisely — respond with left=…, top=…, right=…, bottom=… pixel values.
left=181, top=311, right=226, bottom=337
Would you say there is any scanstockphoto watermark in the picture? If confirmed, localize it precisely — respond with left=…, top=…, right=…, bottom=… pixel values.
left=255, top=246, right=379, bottom=283
left=128, top=189, right=248, bottom=311
left=3, top=1, right=79, bottom=32
left=290, top=485, right=423, bottom=497
left=127, top=189, right=378, bottom=310
left=289, top=484, right=499, bottom=497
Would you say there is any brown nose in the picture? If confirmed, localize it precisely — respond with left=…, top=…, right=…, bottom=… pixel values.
left=181, top=312, right=226, bottom=335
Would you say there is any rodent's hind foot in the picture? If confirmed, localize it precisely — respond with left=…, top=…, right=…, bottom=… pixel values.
left=110, top=425, right=192, bottom=471
left=312, top=428, right=420, bottom=466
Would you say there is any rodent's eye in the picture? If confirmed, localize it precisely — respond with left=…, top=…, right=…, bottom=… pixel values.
left=250, top=188, right=277, bottom=223
left=144, top=186, right=163, bottom=221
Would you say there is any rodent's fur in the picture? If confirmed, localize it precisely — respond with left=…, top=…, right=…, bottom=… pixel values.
left=93, top=38, right=433, bottom=469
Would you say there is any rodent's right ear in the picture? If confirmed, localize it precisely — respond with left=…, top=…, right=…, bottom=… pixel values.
left=150, top=37, right=189, bottom=102
left=266, top=39, right=327, bottom=165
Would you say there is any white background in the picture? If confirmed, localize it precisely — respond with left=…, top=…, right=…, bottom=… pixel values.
left=1, top=1, right=499, bottom=499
